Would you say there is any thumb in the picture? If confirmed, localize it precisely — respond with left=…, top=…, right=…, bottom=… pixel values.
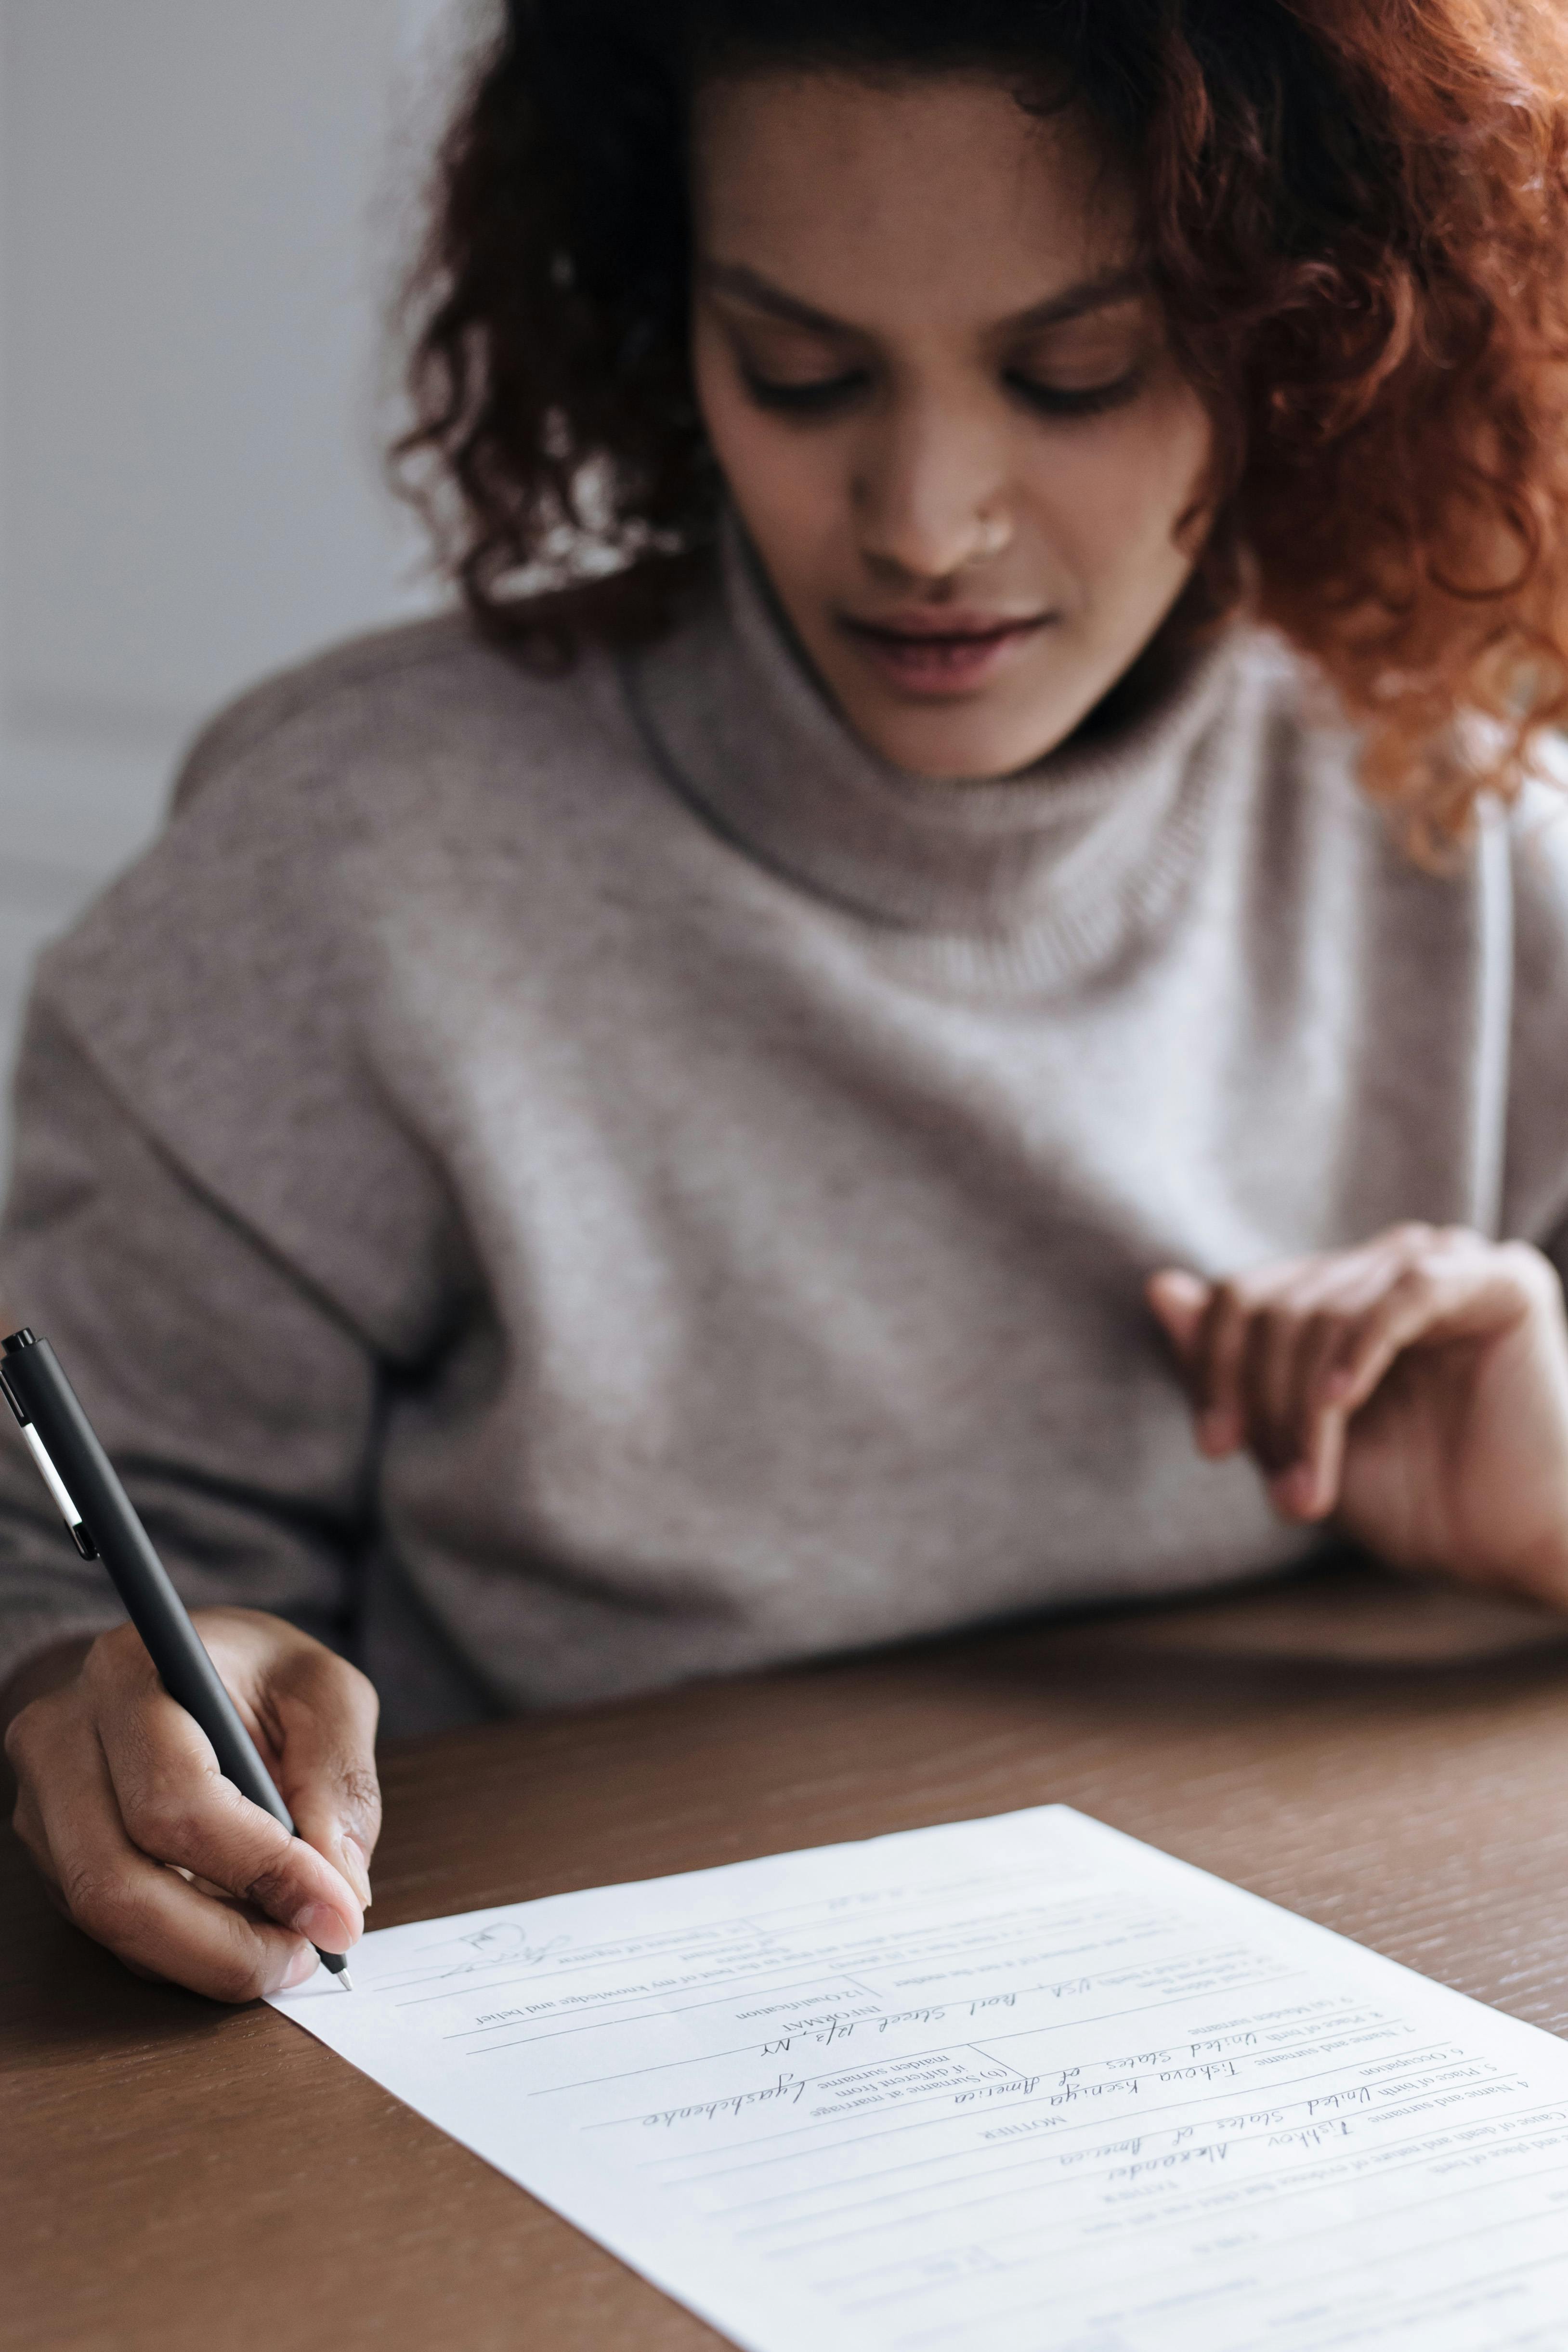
left=268, top=1646, right=381, bottom=1916
left=1146, top=1267, right=1210, bottom=1363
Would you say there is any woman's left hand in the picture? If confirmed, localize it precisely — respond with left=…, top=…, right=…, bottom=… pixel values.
left=1147, top=1223, right=1568, bottom=1607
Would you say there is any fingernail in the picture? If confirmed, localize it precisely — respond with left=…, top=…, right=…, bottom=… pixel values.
left=292, top=1900, right=352, bottom=1949
left=339, top=1835, right=373, bottom=1909
left=279, top=1945, right=317, bottom=1990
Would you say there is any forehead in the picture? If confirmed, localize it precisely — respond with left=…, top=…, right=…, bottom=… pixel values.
left=690, top=70, right=1136, bottom=332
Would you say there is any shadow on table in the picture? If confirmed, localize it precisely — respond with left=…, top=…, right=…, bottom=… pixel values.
left=1036, top=1554, right=1568, bottom=1671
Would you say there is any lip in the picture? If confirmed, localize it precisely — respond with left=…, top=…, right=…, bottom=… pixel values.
left=836, top=609, right=1053, bottom=697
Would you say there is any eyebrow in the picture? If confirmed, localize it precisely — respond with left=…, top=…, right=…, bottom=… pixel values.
left=698, top=260, right=1147, bottom=338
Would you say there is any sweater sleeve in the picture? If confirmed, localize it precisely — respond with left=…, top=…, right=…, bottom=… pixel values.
left=0, top=999, right=380, bottom=1692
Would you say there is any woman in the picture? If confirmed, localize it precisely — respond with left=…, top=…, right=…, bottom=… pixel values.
left=6, top=0, right=1568, bottom=2001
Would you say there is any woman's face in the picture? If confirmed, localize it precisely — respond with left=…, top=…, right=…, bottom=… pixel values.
left=690, top=71, right=1215, bottom=779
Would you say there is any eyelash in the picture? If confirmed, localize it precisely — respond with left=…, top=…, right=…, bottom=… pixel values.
left=739, top=363, right=1145, bottom=422
left=740, top=366, right=869, bottom=416
left=1004, top=367, right=1146, bottom=419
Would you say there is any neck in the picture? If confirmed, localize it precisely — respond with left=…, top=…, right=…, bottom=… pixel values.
left=618, top=511, right=1244, bottom=988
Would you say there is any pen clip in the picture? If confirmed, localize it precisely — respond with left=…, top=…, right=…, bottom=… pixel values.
left=1, top=1367, right=98, bottom=1560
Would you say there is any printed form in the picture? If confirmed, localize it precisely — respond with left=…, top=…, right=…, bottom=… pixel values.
left=270, top=1806, right=1568, bottom=2351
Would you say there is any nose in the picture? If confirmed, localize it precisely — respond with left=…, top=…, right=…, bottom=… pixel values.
left=851, top=391, right=1014, bottom=585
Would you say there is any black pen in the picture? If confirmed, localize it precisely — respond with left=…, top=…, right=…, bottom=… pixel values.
left=1, top=1327, right=353, bottom=1989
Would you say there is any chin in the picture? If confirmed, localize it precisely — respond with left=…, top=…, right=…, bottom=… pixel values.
left=845, top=696, right=1078, bottom=781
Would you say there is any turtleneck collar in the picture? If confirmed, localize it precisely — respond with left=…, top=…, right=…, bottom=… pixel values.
left=619, top=518, right=1242, bottom=989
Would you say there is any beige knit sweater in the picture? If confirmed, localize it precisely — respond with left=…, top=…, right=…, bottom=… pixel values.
left=3, top=535, right=1568, bottom=1732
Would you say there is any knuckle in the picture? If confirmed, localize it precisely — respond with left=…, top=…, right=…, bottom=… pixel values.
left=341, top=1658, right=381, bottom=1730
left=120, top=1780, right=204, bottom=1862
left=2, top=1698, right=45, bottom=1776
left=330, top=1651, right=374, bottom=1701
left=5, top=1682, right=78, bottom=1777
left=205, top=1937, right=274, bottom=2007
left=1500, top=1239, right=1559, bottom=1297
left=62, top=1860, right=144, bottom=1944
left=296, top=1644, right=370, bottom=1709
left=321, top=1665, right=382, bottom=1758
left=241, top=1857, right=303, bottom=1919
left=336, top=1762, right=382, bottom=1835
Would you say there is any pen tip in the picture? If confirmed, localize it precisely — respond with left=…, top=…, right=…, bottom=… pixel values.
left=338, top=1969, right=354, bottom=1991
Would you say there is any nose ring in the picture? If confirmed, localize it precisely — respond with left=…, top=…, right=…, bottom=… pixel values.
left=971, top=509, right=1011, bottom=560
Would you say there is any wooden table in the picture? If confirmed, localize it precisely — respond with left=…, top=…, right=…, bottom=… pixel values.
left=7, top=1563, right=1568, bottom=2352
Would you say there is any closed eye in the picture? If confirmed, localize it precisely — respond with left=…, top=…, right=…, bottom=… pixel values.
left=1004, top=366, right=1147, bottom=419
left=740, top=365, right=871, bottom=417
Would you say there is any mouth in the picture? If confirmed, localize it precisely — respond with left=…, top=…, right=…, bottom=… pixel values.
left=835, top=609, right=1054, bottom=697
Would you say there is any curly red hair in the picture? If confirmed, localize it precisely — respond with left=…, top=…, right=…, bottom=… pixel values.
left=398, top=0, right=1568, bottom=844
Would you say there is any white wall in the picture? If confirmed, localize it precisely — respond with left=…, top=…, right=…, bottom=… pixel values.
left=0, top=0, right=483, bottom=1177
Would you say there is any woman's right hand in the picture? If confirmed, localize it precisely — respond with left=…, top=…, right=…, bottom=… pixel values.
left=4, top=1607, right=379, bottom=2002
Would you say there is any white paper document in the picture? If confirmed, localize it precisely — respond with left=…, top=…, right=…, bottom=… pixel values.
left=269, top=1806, right=1568, bottom=2350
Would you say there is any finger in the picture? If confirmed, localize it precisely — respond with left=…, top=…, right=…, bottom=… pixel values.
left=1304, top=1402, right=1349, bottom=1520
left=1239, top=1302, right=1325, bottom=1515
left=1267, top=1387, right=1349, bottom=1523
left=1146, top=1268, right=1210, bottom=1367
left=1228, top=1238, right=1440, bottom=1493
left=1292, top=1308, right=1357, bottom=1516
left=86, top=1640, right=362, bottom=1954
left=261, top=1643, right=381, bottom=1912
left=1220, top=1258, right=1357, bottom=1513
left=1241, top=1294, right=1314, bottom=1477
left=1267, top=1261, right=1384, bottom=1513
left=1191, top=1281, right=1252, bottom=1455
left=1325, top=1247, right=1542, bottom=1415
left=14, top=1699, right=317, bottom=2002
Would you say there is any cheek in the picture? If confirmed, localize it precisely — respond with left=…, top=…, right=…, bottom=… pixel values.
left=693, top=341, right=844, bottom=586
left=1035, top=389, right=1214, bottom=602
